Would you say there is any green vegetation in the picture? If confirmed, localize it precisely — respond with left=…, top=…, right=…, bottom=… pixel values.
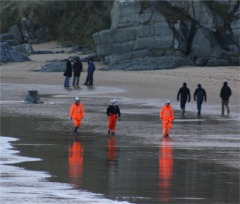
left=0, top=1, right=113, bottom=45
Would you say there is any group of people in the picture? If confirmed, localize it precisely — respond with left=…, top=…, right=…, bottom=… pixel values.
left=63, top=57, right=96, bottom=88
left=68, top=81, right=232, bottom=138
left=69, top=97, right=121, bottom=137
left=177, top=82, right=232, bottom=117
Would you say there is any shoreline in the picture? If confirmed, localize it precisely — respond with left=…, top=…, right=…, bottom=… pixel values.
left=0, top=136, right=131, bottom=204
left=0, top=41, right=239, bottom=203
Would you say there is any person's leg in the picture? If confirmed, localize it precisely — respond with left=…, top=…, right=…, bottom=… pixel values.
left=167, top=122, right=173, bottom=136
left=180, top=99, right=186, bottom=116
left=65, top=76, right=70, bottom=87
left=108, top=115, right=117, bottom=135
left=73, top=119, right=81, bottom=135
left=76, top=76, right=79, bottom=86
left=162, top=122, right=167, bottom=136
left=225, top=100, right=230, bottom=114
left=221, top=100, right=225, bottom=115
left=64, top=77, right=68, bottom=87
left=72, top=76, right=76, bottom=86
left=89, top=72, right=93, bottom=86
left=197, top=100, right=201, bottom=116
left=84, top=73, right=89, bottom=85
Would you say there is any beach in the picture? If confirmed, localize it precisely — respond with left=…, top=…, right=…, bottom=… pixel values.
left=0, top=42, right=239, bottom=203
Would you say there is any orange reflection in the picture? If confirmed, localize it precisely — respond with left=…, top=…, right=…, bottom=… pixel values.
left=69, top=140, right=84, bottom=187
left=107, top=136, right=117, bottom=161
left=159, top=137, right=173, bottom=202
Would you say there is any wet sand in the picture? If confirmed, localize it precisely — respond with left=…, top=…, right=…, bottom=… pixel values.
left=0, top=42, right=240, bottom=203
left=1, top=108, right=239, bottom=203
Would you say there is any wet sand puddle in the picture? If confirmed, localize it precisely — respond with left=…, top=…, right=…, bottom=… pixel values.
left=1, top=104, right=239, bottom=204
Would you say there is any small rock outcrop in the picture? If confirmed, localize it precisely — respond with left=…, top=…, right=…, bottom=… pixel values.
left=25, top=90, right=43, bottom=104
left=93, top=0, right=239, bottom=70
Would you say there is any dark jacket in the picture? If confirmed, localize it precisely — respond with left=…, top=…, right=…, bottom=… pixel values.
left=63, top=60, right=72, bottom=77
left=177, top=86, right=191, bottom=102
left=73, top=60, right=82, bottom=76
left=88, top=61, right=96, bottom=73
left=220, top=84, right=232, bottom=100
left=194, top=87, right=207, bottom=102
left=107, top=105, right=121, bottom=117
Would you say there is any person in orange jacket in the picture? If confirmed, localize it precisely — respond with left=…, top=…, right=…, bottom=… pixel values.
left=69, top=97, right=85, bottom=136
left=107, top=99, right=121, bottom=136
left=160, top=100, right=174, bottom=137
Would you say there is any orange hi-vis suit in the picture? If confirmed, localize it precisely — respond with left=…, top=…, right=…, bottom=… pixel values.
left=160, top=104, right=174, bottom=136
left=107, top=104, right=121, bottom=133
left=69, top=102, right=85, bottom=127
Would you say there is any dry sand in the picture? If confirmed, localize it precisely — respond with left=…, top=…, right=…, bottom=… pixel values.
left=1, top=41, right=239, bottom=119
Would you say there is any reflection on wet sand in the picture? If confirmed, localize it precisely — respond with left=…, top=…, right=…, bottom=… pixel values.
left=159, top=137, right=173, bottom=203
left=68, top=140, right=84, bottom=187
left=107, top=136, right=118, bottom=168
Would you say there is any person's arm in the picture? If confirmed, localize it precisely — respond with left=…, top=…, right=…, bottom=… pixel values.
left=160, top=108, right=163, bottom=119
left=220, top=87, right=223, bottom=98
left=229, top=87, right=232, bottom=97
left=81, top=105, right=85, bottom=118
left=194, top=89, right=197, bottom=101
left=177, top=88, right=181, bottom=101
left=188, top=89, right=191, bottom=102
left=106, top=106, right=110, bottom=116
left=117, top=106, right=121, bottom=117
left=171, top=107, right=174, bottom=121
left=69, top=104, right=74, bottom=119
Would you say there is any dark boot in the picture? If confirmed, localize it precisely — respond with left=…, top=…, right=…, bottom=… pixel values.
left=89, top=80, right=93, bottom=86
left=73, top=127, right=78, bottom=136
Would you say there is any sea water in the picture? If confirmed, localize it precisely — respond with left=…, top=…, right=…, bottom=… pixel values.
left=0, top=136, right=131, bottom=204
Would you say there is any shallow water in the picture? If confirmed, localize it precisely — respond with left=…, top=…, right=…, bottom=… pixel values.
left=0, top=137, right=131, bottom=204
left=1, top=108, right=239, bottom=203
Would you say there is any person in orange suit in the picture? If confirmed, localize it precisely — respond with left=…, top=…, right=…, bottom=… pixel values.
left=160, top=100, right=174, bottom=137
left=106, top=99, right=121, bottom=136
left=69, top=140, right=84, bottom=187
left=159, top=137, right=173, bottom=202
left=69, top=97, right=85, bottom=136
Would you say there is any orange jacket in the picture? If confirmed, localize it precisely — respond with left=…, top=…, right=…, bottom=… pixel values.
left=69, top=103, right=85, bottom=120
left=160, top=105, right=174, bottom=122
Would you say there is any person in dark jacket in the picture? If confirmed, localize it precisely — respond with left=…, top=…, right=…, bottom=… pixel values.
left=63, top=57, right=72, bottom=88
left=72, top=58, right=83, bottom=87
left=194, top=84, right=207, bottom=117
left=220, top=81, right=232, bottom=116
left=177, top=82, right=191, bottom=116
left=83, top=59, right=96, bottom=86
left=107, top=99, right=121, bottom=136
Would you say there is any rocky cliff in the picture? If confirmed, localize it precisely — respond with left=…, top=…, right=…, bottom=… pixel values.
left=93, top=0, right=239, bottom=70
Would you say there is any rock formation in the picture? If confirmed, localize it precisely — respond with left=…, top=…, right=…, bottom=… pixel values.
left=93, top=0, right=239, bottom=70
left=25, top=90, right=43, bottom=104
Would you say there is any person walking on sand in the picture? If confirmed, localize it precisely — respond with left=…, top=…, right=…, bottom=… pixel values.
left=63, top=57, right=72, bottom=88
left=72, top=58, right=83, bottom=87
left=107, top=99, right=121, bottom=136
left=83, top=59, right=96, bottom=86
left=69, top=97, right=85, bottom=136
left=220, top=81, right=232, bottom=116
left=177, top=82, right=191, bottom=116
left=194, top=84, right=207, bottom=117
left=160, top=100, right=174, bottom=137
